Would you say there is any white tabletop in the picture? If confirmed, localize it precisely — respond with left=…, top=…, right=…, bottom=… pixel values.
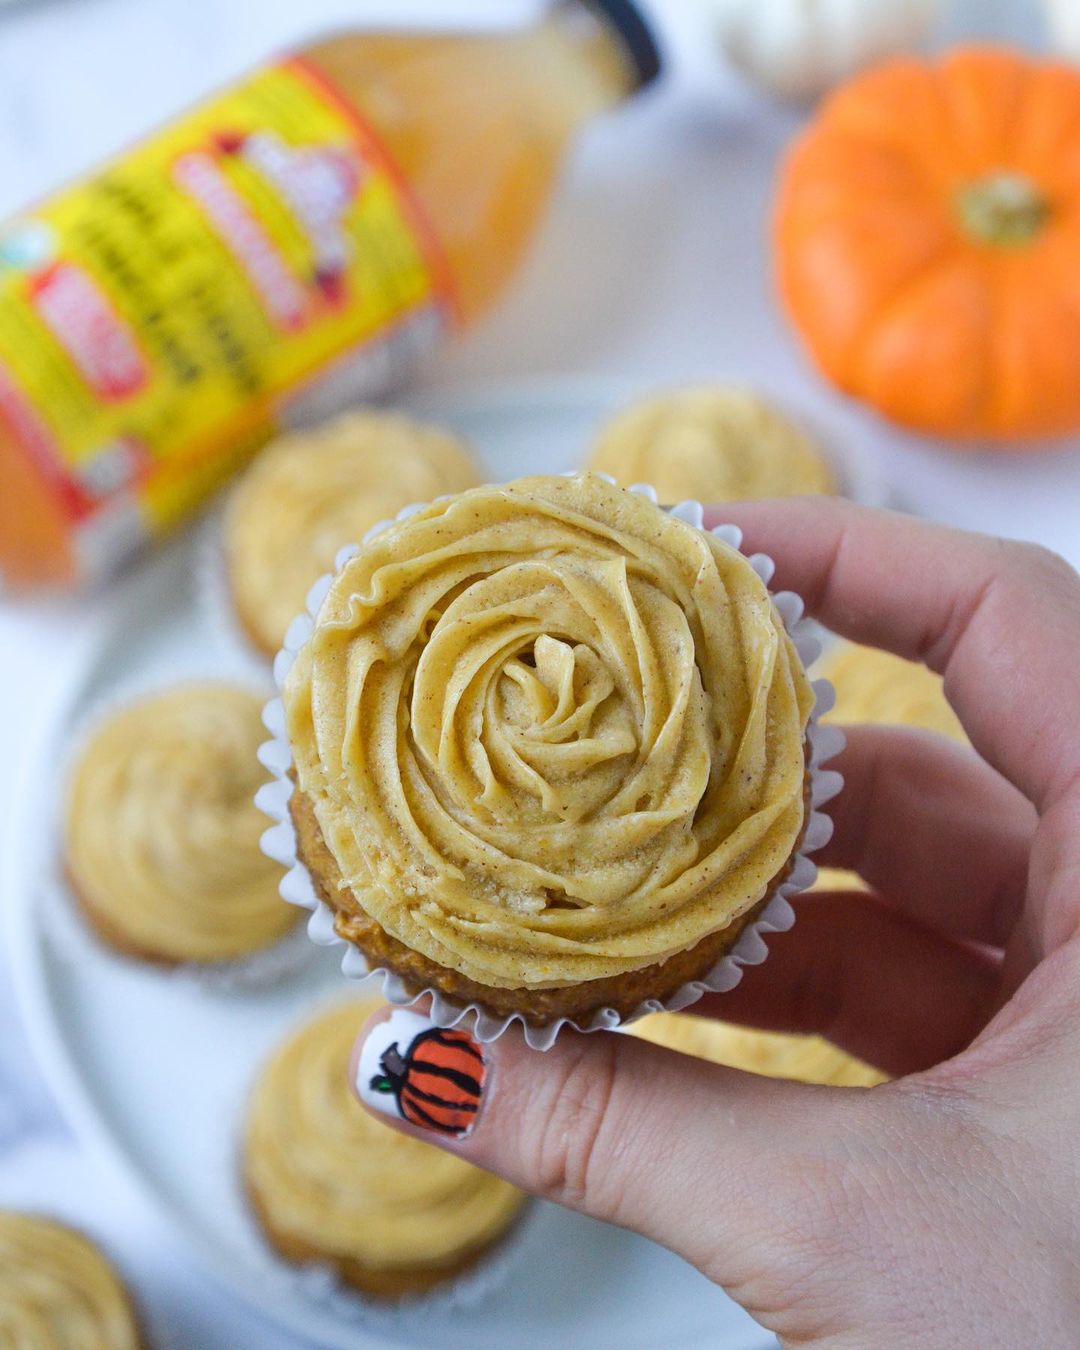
left=0, top=1, right=1075, bottom=1347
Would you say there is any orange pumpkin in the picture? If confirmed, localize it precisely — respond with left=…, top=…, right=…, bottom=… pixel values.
left=774, top=46, right=1080, bottom=444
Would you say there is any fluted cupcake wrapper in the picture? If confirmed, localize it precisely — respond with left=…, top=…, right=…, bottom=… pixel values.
left=257, top=481, right=845, bottom=1051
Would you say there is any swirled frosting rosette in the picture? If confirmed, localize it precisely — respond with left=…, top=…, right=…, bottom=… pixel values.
left=0, top=1212, right=144, bottom=1348
left=259, top=475, right=842, bottom=1048
left=65, top=684, right=301, bottom=966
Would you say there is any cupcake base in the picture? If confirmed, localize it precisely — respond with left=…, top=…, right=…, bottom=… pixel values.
left=288, top=776, right=809, bottom=1028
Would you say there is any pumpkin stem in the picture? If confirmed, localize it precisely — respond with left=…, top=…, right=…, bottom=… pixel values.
left=378, top=1043, right=407, bottom=1082
left=957, top=172, right=1049, bottom=247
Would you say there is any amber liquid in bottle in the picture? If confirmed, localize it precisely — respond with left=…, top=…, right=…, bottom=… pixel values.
left=0, top=1, right=657, bottom=590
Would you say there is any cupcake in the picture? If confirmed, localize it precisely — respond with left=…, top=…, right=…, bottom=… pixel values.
left=224, top=410, right=481, bottom=656
left=243, top=1000, right=526, bottom=1299
left=65, top=684, right=299, bottom=965
left=274, top=473, right=822, bottom=1030
left=0, top=1211, right=144, bottom=1347
left=630, top=1011, right=885, bottom=1087
left=586, top=386, right=835, bottom=502
left=818, top=641, right=965, bottom=743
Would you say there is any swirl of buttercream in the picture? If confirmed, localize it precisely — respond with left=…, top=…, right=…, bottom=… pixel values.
left=65, top=685, right=298, bottom=963
left=244, top=1001, right=524, bottom=1273
left=284, top=474, right=815, bottom=989
left=0, top=1212, right=142, bottom=1348
left=225, top=411, right=481, bottom=655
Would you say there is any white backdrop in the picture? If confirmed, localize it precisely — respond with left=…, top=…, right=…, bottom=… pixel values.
left=0, top=1, right=1076, bottom=1346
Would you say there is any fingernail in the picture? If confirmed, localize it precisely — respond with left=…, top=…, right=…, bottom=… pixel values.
left=356, top=1009, right=487, bottom=1139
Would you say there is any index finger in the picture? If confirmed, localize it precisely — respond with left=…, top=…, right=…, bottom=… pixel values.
left=703, top=497, right=1080, bottom=812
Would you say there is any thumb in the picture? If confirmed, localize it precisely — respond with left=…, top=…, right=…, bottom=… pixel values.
left=350, top=1006, right=887, bottom=1301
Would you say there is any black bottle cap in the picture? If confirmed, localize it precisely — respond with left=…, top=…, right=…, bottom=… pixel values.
left=581, top=0, right=662, bottom=91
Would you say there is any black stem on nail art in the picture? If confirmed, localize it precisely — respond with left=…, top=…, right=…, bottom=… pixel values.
left=370, top=1042, right=407, bottom=1096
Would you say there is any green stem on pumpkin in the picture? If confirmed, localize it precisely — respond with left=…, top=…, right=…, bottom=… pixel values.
left=956, top=171, right=1050, bottom=247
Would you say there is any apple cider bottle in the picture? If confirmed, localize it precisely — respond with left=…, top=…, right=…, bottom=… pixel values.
left=0, top=0, right=660, bottom=589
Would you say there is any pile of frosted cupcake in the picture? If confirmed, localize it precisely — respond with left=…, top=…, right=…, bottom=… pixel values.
left=46, top=385, right=957, bottom=1327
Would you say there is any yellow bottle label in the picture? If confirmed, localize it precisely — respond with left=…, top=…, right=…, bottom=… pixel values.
left=0, top=58, right=454, bottom=574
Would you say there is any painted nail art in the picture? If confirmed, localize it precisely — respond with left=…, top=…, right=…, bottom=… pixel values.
left=357, top=1009, right=486, bottom=1138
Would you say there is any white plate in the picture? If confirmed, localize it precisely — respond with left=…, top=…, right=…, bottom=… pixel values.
left=5, top=376, right=878, bottom=1350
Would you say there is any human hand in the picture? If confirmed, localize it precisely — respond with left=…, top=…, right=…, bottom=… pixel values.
left=351, top=498, right=1080, bottom=1349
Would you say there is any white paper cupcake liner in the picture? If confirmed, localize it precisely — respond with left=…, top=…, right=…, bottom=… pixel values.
left=257, top=480, right=845, bottom=1051
left=50, top=674, right=315, bottom=991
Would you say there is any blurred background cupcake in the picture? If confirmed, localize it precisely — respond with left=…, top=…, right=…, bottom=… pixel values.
left=223, top=410, right=482, bottom=658
left=64, top=684, right=299, bottom=967
left=585, top=386, right=836, bottom=503
left=243, top=999, right=527, bottom=1301
left=0, top=1211, right=144, bottom=1347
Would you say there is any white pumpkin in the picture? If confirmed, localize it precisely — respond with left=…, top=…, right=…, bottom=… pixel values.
left=1041, top=0, right=1080, bottom=59
left=715, top=0, right=945, bottom=102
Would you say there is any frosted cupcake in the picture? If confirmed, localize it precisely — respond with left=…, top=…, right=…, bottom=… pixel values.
left=243, top=1000, right=526, bottom=1299
left=275, top=474, right=821, bottom=1029
left=65, top=684, right=299, bottom=965
left=631, top=1011, right=885, bottom=1087
left=224, top=410, right=481, bottom=656
left=0, top=1211, right=143, bottom=1347
left=586, top=386, right=835, bottom=502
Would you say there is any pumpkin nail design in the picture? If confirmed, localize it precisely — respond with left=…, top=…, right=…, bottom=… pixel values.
left=357, top=1009, right=486, bottom=1138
